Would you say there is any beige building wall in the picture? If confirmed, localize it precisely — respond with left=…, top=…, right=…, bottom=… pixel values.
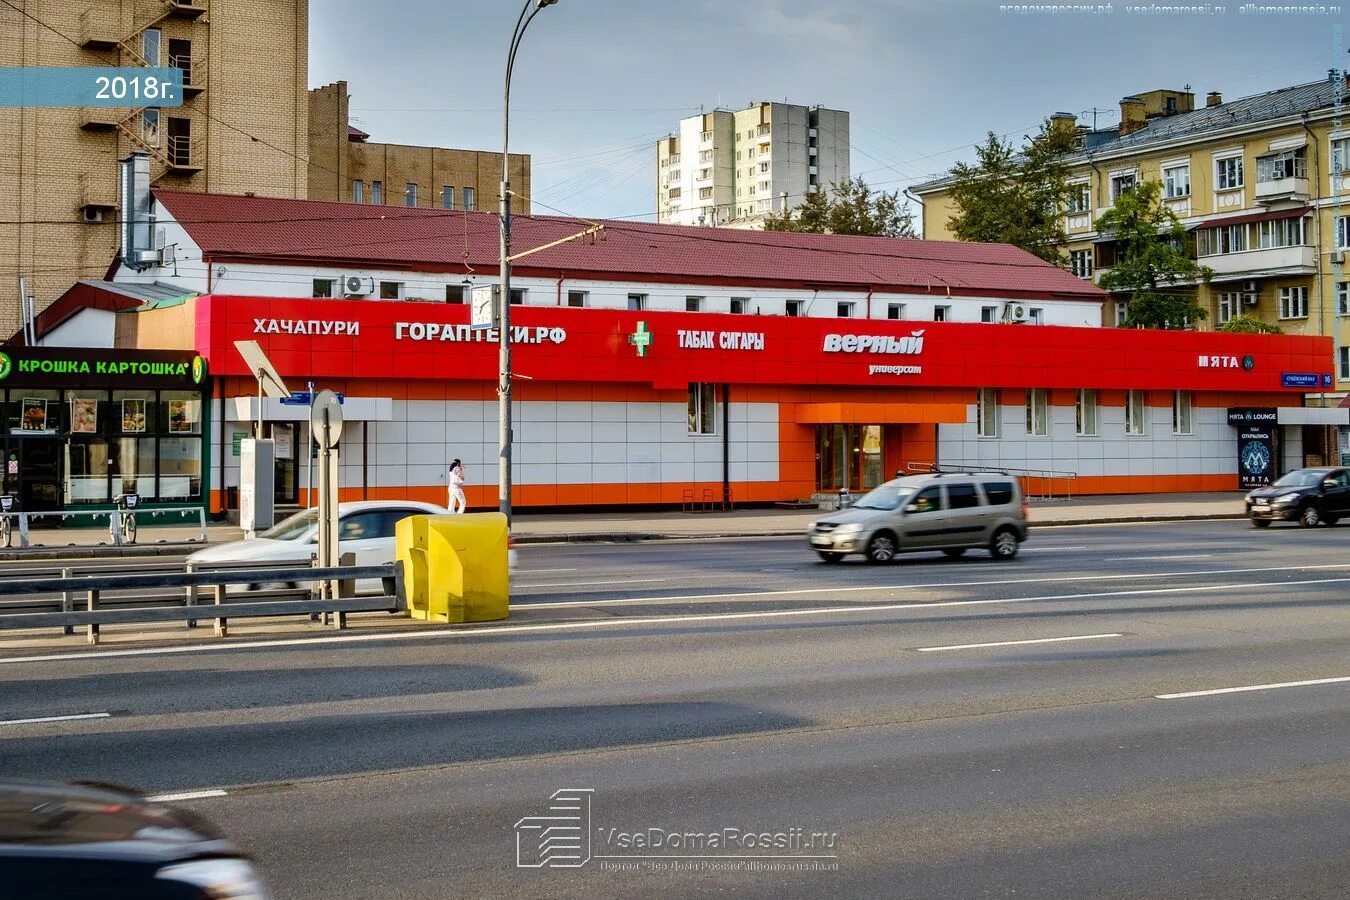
left=307, top=81, right=530, bottom=215
left=0, top=0, right=309, bottom=338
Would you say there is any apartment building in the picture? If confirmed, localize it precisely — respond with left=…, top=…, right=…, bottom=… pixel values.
left=0, top=0, right=310, bottom=336
left=307, top=82, right=530, bottom=215
left=656, top=102, right=850, bottom=228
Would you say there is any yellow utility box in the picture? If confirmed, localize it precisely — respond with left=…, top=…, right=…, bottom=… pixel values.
left=396, top=513, right=510, bottom=623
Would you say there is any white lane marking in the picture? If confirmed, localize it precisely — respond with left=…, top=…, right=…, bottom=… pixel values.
left=516, top=577, right=670, bottom=590
left=916, top=633, right=1124, bottom=653
left=1130, top=554, right=1215, bottom=560
left=143, top=789, right=229, bottom=803
left=1156, top=676, right=1350, bottom=700
left=1022, top=546, right=1088, bottom=553
left=508, top=562, right=1350, bottom=611
left=513, top=568, right=579, bottom=576
left=0, top=712, right=111, bottom=726
left=1, top=575, right=1344, bottom=666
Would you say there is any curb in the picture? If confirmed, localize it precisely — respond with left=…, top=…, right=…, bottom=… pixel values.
left=0, top=543, right=208, bottom=562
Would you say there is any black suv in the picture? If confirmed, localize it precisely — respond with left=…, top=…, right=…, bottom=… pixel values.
left=0, top=780, right=268, bottom=898
left=1246, top=467, right=1350, bottom=528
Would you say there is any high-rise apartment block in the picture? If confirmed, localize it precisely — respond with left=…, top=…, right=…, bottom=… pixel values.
left=0, top=0, right=310, bottom=332
left=656, top=102, right=850, bottom=228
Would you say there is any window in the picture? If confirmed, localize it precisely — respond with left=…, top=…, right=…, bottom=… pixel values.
left=372, top=181, right=383, bottom=205
left=141, top=109, right=160, bottom=147
left=669, top=170, right=681, bottom=181
left=836, top=302, right=853, bottom=318
left=1115, top=301, right=1128, bottom=327
left=785, top=300, right=802, bottom=317
left=1217, top=291, right=1242, bottom=324
left=1338, top=282, right=1350, bottom=316
left=1339, top=215, right=1350, bottom=249
left=509, top=288, right=525, bottom=305
left=1076, top=389, right=1098, bottom=436
left=757, top=123, right=771, bottom=137
left=889, top=303, right=906, bottom=321
left=379, top=281, right=402, bottom=300
left=1333, top=137, right=1350, bottom=175
left=758, top=180, right=771, bottom=193
left=1173, top=390, right=1193, bottom=435
left=933, top=305, right=950, bottom=322
left=1199, top=223, right=1247, bottom=256
left=563, top=291, right=585, bottom=308
left=1125, top=389, right=1146, bottom=435
left=1066, top=182, right=1092, bottom=213
left=977, top=388, right=999, bottom=438
left=980, top=305, right=997, bottom=323
left=1029, top=308, right=1044, bottom=325
left=1279, top=286, right=1308, bottom=319
left=627, top=293, right=646, bottom=311
left=352, top=180, right=365, bottom=204
left=759, top=161, right=770, bottom=174
left=441, top=186, right=455, bottom=209
left=1070, top=249, right=1093, bottom=279
left=1162, top=164, right=1190, bottom=198
left=747, top=147, right=756, bottom=159
left=142, top=28, right=161, bottom=65
left=1215, top=156, right=1244, bottom=190
left=700, top=130, right=713, bottom=142
left=679, top=296, right=701, bottom=312
left=1258, top=217, right=1305, bottom=249
left=699, top=149, right=713, bottom=163
left=730, top=298, right=748, bottom=314
left=946, top=483, right=980, bottom=510
left=312, top=279, right=336, bottom=299
left=668, top=154, right=681, bottom=166
left=446, top=284, right=467, bottom=304
left=698, top=187, right=714, bottom=200
left=1109, top=172, right=1137, bottom=202
left=404, top=184, right=418, bottom=207
left=908, top=486, right=944, bottom=515
left=1025, top=388, right=1048, bottom=436
left=1256, top=148, right=1307, bottom=182
left=1341, top=346, right=1350, bottom=381
left=338, top=510, right=390, bottom=542
left=668, top=187, right=681, bottom=199
left=462, top=187, right=475, bottom=210
left=687, top=383, right=718, bottom=435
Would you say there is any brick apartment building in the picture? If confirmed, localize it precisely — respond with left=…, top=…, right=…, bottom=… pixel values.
left=307, top=81, right=530, bottom=215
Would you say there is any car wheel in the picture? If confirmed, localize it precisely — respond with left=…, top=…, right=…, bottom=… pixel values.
left=990, top=527, right=1020, bottom=560
left=865, top=532, right=898, bottom=564
left=942, top=547, right=967, bottom=559
left=816, top=551, right=844, bottom=564
left=1299, top=505, right=1322, bottom=528
left=1251, top=518, right=1272, bottom=528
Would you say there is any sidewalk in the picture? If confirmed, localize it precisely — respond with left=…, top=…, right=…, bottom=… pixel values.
left=0, top=492, right=1246, bottom=559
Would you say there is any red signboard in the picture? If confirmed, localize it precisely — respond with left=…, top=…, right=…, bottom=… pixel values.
left=196, top=295, right=1332, bottom=393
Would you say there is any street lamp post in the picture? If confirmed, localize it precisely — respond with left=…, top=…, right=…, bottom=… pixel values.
left=500, top=0, right=559, bottom=527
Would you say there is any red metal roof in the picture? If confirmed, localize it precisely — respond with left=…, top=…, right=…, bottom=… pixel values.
left=347, top=125, right=369, bottom=141
left=153, top=191, right=1106, bottom=302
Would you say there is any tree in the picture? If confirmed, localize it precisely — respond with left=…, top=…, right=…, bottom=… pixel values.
left=1094, top=179, right=1212, bottom=329
left=1217, top=314, right=1282, bottom=334
left=763, top=177, right=916, bottom=238
left=945, top=121, right=1078, bottom=265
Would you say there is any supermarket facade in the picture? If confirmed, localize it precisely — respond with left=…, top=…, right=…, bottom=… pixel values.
left=23, top=190, right=1343, bottom=515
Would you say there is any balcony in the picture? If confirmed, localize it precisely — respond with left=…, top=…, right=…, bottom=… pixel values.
left=165, top=1, right=209, bottom=19
left=170, top=54, right=206, bottom=96
left=77, top=172, right=117, bottom=219
left=1200, top=245, right=1316, bottom=279
left=79, top=107, right=123, bottom=130
left=77, top=9, right=119, bottom=49
left=1254, top=175, right=1310, bottom=205
left=165, top=135, right=204, bottom=174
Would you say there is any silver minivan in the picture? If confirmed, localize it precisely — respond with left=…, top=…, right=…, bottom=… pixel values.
left=807, top=473, right=1028, bottom=564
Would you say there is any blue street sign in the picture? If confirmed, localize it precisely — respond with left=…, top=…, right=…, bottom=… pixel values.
left=1280, top=373, right=1319, bottom=388
left=1324, top=374, right=1334, bottom=388
left=280, top=391, right=312, bottom=406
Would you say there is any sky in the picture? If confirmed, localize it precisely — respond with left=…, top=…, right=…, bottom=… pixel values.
left=310, top=0, right=1348, bottom=226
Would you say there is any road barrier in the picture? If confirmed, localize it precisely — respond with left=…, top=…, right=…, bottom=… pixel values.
left=0, top=504, right=208, bottom=549
left=0, top=561, right=405, bottom=645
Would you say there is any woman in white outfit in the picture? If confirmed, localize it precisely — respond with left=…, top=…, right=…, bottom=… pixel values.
left=448, top=459, right=467, bottom=513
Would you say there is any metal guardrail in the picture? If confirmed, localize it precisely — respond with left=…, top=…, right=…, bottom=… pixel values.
left=905, top=463, right=1079, bottom=501
left=0, top=562, right=405, bottom=645
left=0, top=504, right=207, bottom=549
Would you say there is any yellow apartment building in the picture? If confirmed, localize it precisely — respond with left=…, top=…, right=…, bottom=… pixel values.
left=0, top=0, right=311, bottom=334
left=914, top=74, right=1350, bottom=416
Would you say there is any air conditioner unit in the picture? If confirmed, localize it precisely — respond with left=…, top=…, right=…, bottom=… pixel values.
left=1002, top=302, right=1030, bottom=323
left=1332, top=250, right=1347, bottom=265
left=81, top=207, right=105, bottom=224
left=343, top=275, right=375, bottom=297
left=1243, top=293, right=1259, bottom=307
left=1242, top=280, right=1258, bottom=293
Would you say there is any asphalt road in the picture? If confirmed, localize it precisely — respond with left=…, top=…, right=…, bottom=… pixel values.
left=1, top=520, right=1348, bottom=898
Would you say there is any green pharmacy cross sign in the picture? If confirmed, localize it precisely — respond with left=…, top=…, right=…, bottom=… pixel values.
left=628, top=321, right=653, bottom=357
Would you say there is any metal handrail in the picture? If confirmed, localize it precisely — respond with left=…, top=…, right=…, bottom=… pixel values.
left=905, top=462, right=1079, bottom=501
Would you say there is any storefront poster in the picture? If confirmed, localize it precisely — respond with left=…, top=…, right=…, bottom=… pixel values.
left=1238, top=425, right=1276, bottom=489
left=168, top=399, right=194, bottom=433
left=121, top=399, right=147, bottom=433
left=20, top=398, right=47, bottom=432
left=70, top=398, right=98, bottom=434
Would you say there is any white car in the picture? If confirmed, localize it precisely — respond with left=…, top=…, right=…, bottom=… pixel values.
left=188, top=500, right=452, bottom=594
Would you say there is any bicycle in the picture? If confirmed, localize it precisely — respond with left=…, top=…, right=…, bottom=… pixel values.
left=110, top=493, right=139, bottom=545
left=0, top=495, right=13, bottom=549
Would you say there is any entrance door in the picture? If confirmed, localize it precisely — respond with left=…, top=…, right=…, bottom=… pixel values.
left=10, top=438, right=62, bottom=512
left=271, top=423, right=298, bottom=505
left=816, top=425, right=886, bottom=492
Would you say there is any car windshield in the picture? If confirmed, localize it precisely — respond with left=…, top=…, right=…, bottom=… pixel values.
left=260, top=508, right=318, bottom=541
left=851, top=484, right=917, bottom=511
left=1272, top=470, right=1326, bottom=487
